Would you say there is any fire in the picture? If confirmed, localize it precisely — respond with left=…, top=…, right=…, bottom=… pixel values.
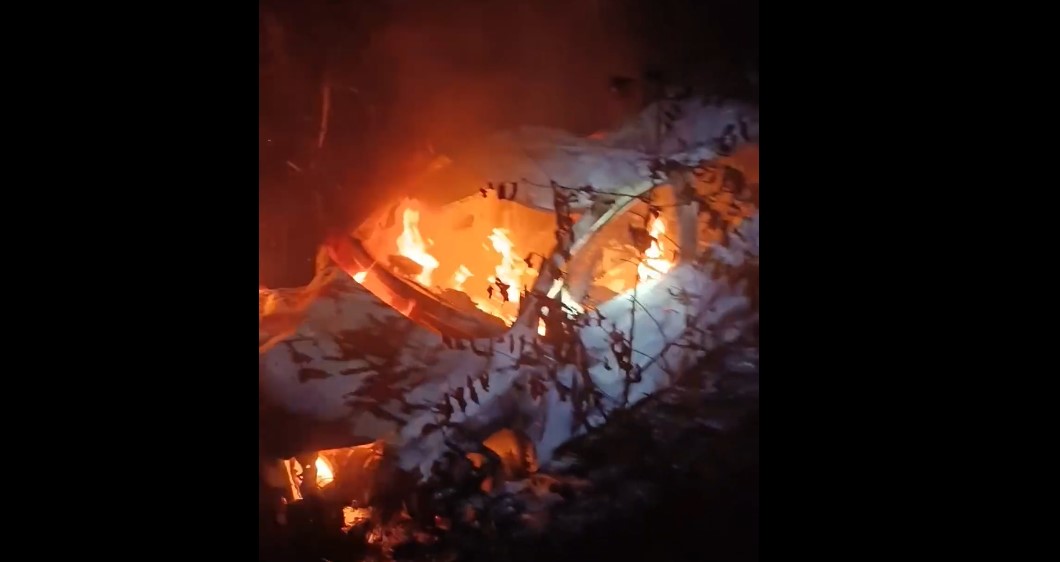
left=637, top=217, right=673, bottom=284
left=450, top=265, right=472, bottom=291
left=396, top=208, right=439, bottom=286
left=394, top=205, right=533, bottom=326
left=353, top=271, right=367, bottom=283
left=588, top=216, right=676, bottom=296
left=470, top=228, right=536, bottom=324
left=315, top=456, right=334, bottom=487
left=487, top=228, right=532, bottom=304
left=384, top=198, right=674, bottom=329
left=342, top=506, right=371, bottom=532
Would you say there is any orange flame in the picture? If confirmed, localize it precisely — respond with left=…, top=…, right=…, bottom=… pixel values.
left=487, top=229, right=531, bottom=303
left=384, top=199, right=674, bottom=328
left=396, top=208, right=439, bottom=286
left=353, top=271, right=367, bottom=283
left=392, top=205, right=533, bottom=327
left=315, top=456, right=334, bottom=487
left=637, top=217, right=673, bottom=283
left=470, top=228, right=536, bottom=325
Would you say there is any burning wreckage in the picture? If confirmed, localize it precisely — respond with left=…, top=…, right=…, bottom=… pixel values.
left=259, top=97, right=759, bottom=547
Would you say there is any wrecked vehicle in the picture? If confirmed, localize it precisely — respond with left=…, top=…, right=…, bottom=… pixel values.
left=259, top=96, right=760, bottom=490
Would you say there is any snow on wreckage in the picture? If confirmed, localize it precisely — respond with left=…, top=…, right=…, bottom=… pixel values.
left=259, top=96, right=759, bottom=494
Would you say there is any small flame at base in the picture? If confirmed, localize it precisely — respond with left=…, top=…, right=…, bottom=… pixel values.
left=637, top=217, right=673, bottom=283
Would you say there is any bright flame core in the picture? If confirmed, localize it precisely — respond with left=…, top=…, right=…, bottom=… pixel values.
left=315, top=456, right=334, bottom=487
left=470, top=228, right=536, bottom=324
left=637, top=217, right=672, bottom=283
left=488, top=228, right=533, bottom=303
left=450, top=265, right=473, bottom=292
left=396, top=208, right=439, bottom=286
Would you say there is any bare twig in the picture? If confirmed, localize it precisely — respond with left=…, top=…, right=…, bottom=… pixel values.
left=519, top=177, right=649, bottom=202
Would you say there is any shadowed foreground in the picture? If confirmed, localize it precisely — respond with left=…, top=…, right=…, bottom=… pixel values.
left=259, top=341, right=759, bottom=562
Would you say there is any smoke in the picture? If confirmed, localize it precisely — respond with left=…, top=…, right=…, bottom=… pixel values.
left=348, top=0, right=757, bottom=171
left=360, top=0, right=643, bottom=153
